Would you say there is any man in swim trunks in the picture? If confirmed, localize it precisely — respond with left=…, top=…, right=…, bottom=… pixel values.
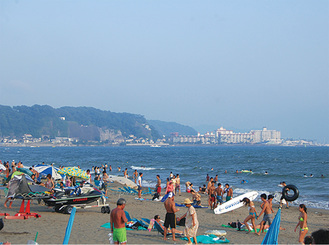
left=225, top=184, right=233, bottom=201
left=208, top=181, right=216, bottom=209
left=163, top=192, right=180, bottom=241
left=256, top=193, right=272, bottom=235
left=110, top=198, right=128, bottom=244
left=215, top=183, right=224, bottom=207
left=156, top=174, right=161, bottom=195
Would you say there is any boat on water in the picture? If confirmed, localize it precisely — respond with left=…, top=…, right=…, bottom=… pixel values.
left=150, top=144, right=161, bottom=148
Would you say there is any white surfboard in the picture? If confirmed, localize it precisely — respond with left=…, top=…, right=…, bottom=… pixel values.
left=214, top=191, right=258, bottom=214
left=205, top=230, right=227, bottom=236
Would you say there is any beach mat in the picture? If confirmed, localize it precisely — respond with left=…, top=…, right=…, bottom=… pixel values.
left=181, top=234, right=230, bottom=244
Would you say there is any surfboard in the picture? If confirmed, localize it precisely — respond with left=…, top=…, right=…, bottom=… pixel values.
left=205, top=230, right=227, bottom=236
left=241, top=170, right=252, bottom=173
left=161, top=193, right=170, bottom=202
left=214, top=191, right=258, bottom=215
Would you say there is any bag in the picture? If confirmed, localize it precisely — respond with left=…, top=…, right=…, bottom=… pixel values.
left=228, top=222, right=237, bottom=228
left=177, top=217, right=186, bottom=226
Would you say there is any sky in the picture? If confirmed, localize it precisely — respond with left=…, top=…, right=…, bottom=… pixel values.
left=0, top=0, right=328, bottom=143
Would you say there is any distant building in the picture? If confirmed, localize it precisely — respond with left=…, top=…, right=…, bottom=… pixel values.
left=170, top=126, right=281, bottom=145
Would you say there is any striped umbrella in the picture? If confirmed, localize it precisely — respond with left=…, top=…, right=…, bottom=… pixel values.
left=58, top=167, right=89, bottom=180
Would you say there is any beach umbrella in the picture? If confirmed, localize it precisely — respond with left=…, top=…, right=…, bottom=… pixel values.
left=34, top=164, right=62, bottom=180
left=261, top=208, right=282, bottom=245
left=63, top=207, right=76, bottom=244
left=58, top=167, right=89, bottom=180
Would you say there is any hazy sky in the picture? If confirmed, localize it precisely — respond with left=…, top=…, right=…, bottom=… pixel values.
left=0, top=1, right=328, bottom=142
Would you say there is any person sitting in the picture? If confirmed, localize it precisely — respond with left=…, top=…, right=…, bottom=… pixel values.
left=154, top=215, right=183, bottom=234
left=191, top=189, right=201, bottom=206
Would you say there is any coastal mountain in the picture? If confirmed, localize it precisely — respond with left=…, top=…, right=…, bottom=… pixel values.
left=0, top=105, right=197, bottom=142
left=0, top=105, right=160, bottom=141
left=148, top=120, right=197, bottom=136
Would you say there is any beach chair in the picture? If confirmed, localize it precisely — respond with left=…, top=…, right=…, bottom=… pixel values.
left=142, top=187, right=152, bottom=195
left=124, top=211, right=138, bottom=222
left=153, top=221, right=184, bottom=238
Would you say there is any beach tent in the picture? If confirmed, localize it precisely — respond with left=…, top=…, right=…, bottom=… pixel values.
left=261, top=208, right=282, bottom=244
left=34, top=164, right=62, bottom=180
left=7, top=175, right=51, bottom=200
left=5, top=171, right=33, bottom=183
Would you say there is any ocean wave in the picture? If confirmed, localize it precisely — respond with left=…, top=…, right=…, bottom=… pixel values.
left=131, top=165, right=164, bottom=171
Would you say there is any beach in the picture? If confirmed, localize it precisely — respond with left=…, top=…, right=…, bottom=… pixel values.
left=1, top=183, right=328, bottom=244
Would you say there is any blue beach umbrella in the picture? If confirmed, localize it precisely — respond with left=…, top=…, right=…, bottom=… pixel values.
left=63, top=207, right=77, bottom=244
left=261, top=208, right=282, bottom=245
left=34, top=164, right=62, bottom=180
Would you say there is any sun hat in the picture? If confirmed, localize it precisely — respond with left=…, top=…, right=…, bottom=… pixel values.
left=183, top=198, right=193, bottom=205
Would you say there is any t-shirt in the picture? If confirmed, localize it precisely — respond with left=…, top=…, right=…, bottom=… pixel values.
left=137, top=176, right=142, bottom=186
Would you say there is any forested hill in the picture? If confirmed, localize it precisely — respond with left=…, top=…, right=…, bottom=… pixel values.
left=0, top=105, right=198, bottom=142
left=148, top=120, right=197, bottom=136
left=0, top=105, right=160, bottom=140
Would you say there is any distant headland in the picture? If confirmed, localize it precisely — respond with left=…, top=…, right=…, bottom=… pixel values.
left=0, top=105, right=326, bottom=147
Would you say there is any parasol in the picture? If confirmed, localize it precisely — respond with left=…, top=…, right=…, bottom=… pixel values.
left=261, top=208, right=282, bottom=245
left=58, top=167, right=89, bottom=180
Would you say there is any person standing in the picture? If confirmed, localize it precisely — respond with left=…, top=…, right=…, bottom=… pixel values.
left=241, top=197, right=258, bottom=233
left=110, top=198, right=128, bottom=245
left=224, top=184, right=233, bottom=201
left=124, top=168, right=128, bottom=178
left=171, top=175, right=177, bottom=194
left=208, top=181, right=216, bottom=209
left=295, top=204, right=308, bottom=243
left=280, top=182, right=289, bottom=208
left=256, top=193, right=272, bottom=235
left=178, top=198, right=199, bottom=244
left=133, top=170, right=138, bottom=184
left=137, top=172, right=143, bottom=199
left=215, top=183, right=224, bottom=207
left=156, top=175, right=161, bottom=195
left=175, top=174, right=181, bottom=196
left=163, top=192, right=180, bottom=241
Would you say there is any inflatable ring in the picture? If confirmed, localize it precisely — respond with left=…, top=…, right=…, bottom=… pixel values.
left=282, top=184, right=299, bottom=202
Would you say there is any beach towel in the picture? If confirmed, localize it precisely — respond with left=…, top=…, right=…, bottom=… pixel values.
left=180, top=234, right=230, bottom=244
left=175, top=203, right=208, bottom=208
left=100, top=222, right=147, bottom=230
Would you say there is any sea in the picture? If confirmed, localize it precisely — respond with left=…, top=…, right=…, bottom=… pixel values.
left=1, top=146, right=328, bottom=210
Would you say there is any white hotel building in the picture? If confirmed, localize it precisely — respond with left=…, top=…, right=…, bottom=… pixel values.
left=171, top=127, right=281, bottom=144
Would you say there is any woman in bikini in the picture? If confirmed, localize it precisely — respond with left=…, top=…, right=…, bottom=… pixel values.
left=294, top=204, right=308, bottom=244
left=241, top=197, right=258, bottom=233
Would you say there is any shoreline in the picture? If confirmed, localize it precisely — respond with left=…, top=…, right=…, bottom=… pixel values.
left=1, top=144, right=328, bottom=148
left=1, top=183, right=328, bottom=244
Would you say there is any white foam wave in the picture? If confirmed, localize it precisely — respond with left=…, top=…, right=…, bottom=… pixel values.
left=131, top=165, right=164, bottom=171
left=232, top=187, right=329, bottom=210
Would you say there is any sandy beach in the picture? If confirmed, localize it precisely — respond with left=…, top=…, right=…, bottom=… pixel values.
left=1, top=183, right=328, bottom=244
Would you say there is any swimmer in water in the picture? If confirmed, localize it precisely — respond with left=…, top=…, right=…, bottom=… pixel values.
left=265, top=171, right=268, bottom=175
